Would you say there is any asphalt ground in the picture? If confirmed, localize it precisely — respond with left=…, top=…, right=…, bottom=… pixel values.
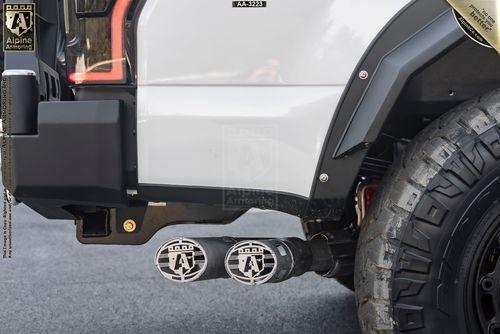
left=0, top=202, right=361, bottom=334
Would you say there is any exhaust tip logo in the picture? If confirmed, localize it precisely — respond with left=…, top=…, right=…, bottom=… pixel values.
left=3, top=3, right=35, bottom=52
left=225, top=241, right=277, bottom=285
left=155, top=238, right=207, bottom=282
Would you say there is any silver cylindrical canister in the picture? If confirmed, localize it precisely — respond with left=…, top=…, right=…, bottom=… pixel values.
left=155, top=237, right=238, bottom=283
left=225, top=238, right=333, bottom=285
left=2, top=70, right=38, bottom=135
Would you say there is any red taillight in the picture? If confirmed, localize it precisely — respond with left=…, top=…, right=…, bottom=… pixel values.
left=66, top=0, right=133, bottom=85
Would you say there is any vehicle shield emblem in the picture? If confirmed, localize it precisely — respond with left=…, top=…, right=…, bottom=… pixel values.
left=168, top=246, right=195, bottom=276
left=3, top=3, right=36, bottom=52
left=5, top=4, right=33, bottom=37
left=155, top=238, right=207, bottom=282
left=225, top=241, right=277, bottom=285
left=237, top=246, right=265, bottom=278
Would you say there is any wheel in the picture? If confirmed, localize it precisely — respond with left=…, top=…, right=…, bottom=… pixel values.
left=355, top=89, right=500, bottom=333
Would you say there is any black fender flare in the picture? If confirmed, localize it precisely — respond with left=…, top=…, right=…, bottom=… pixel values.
left=306, top=0, right=465, bottom=219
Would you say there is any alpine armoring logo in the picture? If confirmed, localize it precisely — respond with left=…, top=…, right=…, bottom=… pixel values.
left=453, top=9, right=492, bottom=49
left=225, top=241, right=277, bottom=285
left=3, top=3, right=35, bottom=52
left=155, top=238, right=207, bottom=282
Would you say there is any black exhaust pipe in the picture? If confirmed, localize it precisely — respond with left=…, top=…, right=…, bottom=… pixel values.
left=155, top=237, right=335, bottom=285
left=224, top=238, right=334, bottom=285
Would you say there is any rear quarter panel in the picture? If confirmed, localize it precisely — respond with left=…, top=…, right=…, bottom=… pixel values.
left=136, top=0, right=410, bottom=197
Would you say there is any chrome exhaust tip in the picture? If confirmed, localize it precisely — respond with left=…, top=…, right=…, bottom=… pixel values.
left=225, top=238, right=335, bottom=286
left=225, top=240, right=287, bottom=285
left=155, top=237, right=237, bottom=283
left=155, top=238, right=208, bottom=283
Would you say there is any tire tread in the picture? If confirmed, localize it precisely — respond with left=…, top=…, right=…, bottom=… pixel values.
left=355, top=89, right=500, bottom=333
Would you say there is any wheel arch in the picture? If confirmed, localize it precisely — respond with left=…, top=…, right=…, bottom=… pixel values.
left=306, top=0, right=499, bottom=221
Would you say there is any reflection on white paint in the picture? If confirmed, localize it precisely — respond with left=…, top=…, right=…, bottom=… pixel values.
left=137, top=0, right=411, bottom=197
left=137, top=86, right=342, bottom=196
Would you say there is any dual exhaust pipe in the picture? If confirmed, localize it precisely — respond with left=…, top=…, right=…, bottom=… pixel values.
left=155, top=237, right=335, bottom=285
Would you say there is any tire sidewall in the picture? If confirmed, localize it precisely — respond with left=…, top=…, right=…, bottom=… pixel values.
left=392, top=135, right=500, bottom=333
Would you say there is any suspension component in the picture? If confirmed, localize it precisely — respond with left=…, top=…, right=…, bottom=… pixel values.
left=355, top=180, right=379, bottom=226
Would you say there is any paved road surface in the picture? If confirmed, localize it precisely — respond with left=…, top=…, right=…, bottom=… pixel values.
left=0, top=203, right=361, bottom=334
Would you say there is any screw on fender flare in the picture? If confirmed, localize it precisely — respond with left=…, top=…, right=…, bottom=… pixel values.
left=359, top=70, right=369, bottom=80
left=319, top=173, right=329, bottom=183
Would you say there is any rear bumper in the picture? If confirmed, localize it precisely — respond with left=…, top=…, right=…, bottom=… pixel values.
left=3, top=100, right=127, bottom=218
left=1, top=96, right=247, bottom=244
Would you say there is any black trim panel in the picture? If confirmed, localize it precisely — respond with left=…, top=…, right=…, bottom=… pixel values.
left=75, top=87, right=138, bottom=187
left=76, top=203, right=246, bottom=245
left=336, top=11, right=464, bottom=156
left=138, top=184, right=308, bottom=217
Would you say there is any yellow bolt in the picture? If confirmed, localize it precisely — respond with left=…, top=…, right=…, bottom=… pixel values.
left=123, top=219, right=137, bottom=233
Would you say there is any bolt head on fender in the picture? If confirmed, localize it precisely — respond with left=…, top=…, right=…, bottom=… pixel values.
left=155, top=238, right=207, bottom=283
left=319, top=173, right=329, bottom=183
left=358, top=70, right=369, bottom=80
left=225, top=240, right=277, bottom=286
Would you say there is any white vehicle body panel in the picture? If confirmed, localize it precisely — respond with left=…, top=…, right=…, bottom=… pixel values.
left=137, top=0, right=411, bottom=197
left=137, top=86, right=341, bottom=196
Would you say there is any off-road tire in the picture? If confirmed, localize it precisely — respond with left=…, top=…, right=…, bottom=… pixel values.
left=355, top=89, right=500, bottom=333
